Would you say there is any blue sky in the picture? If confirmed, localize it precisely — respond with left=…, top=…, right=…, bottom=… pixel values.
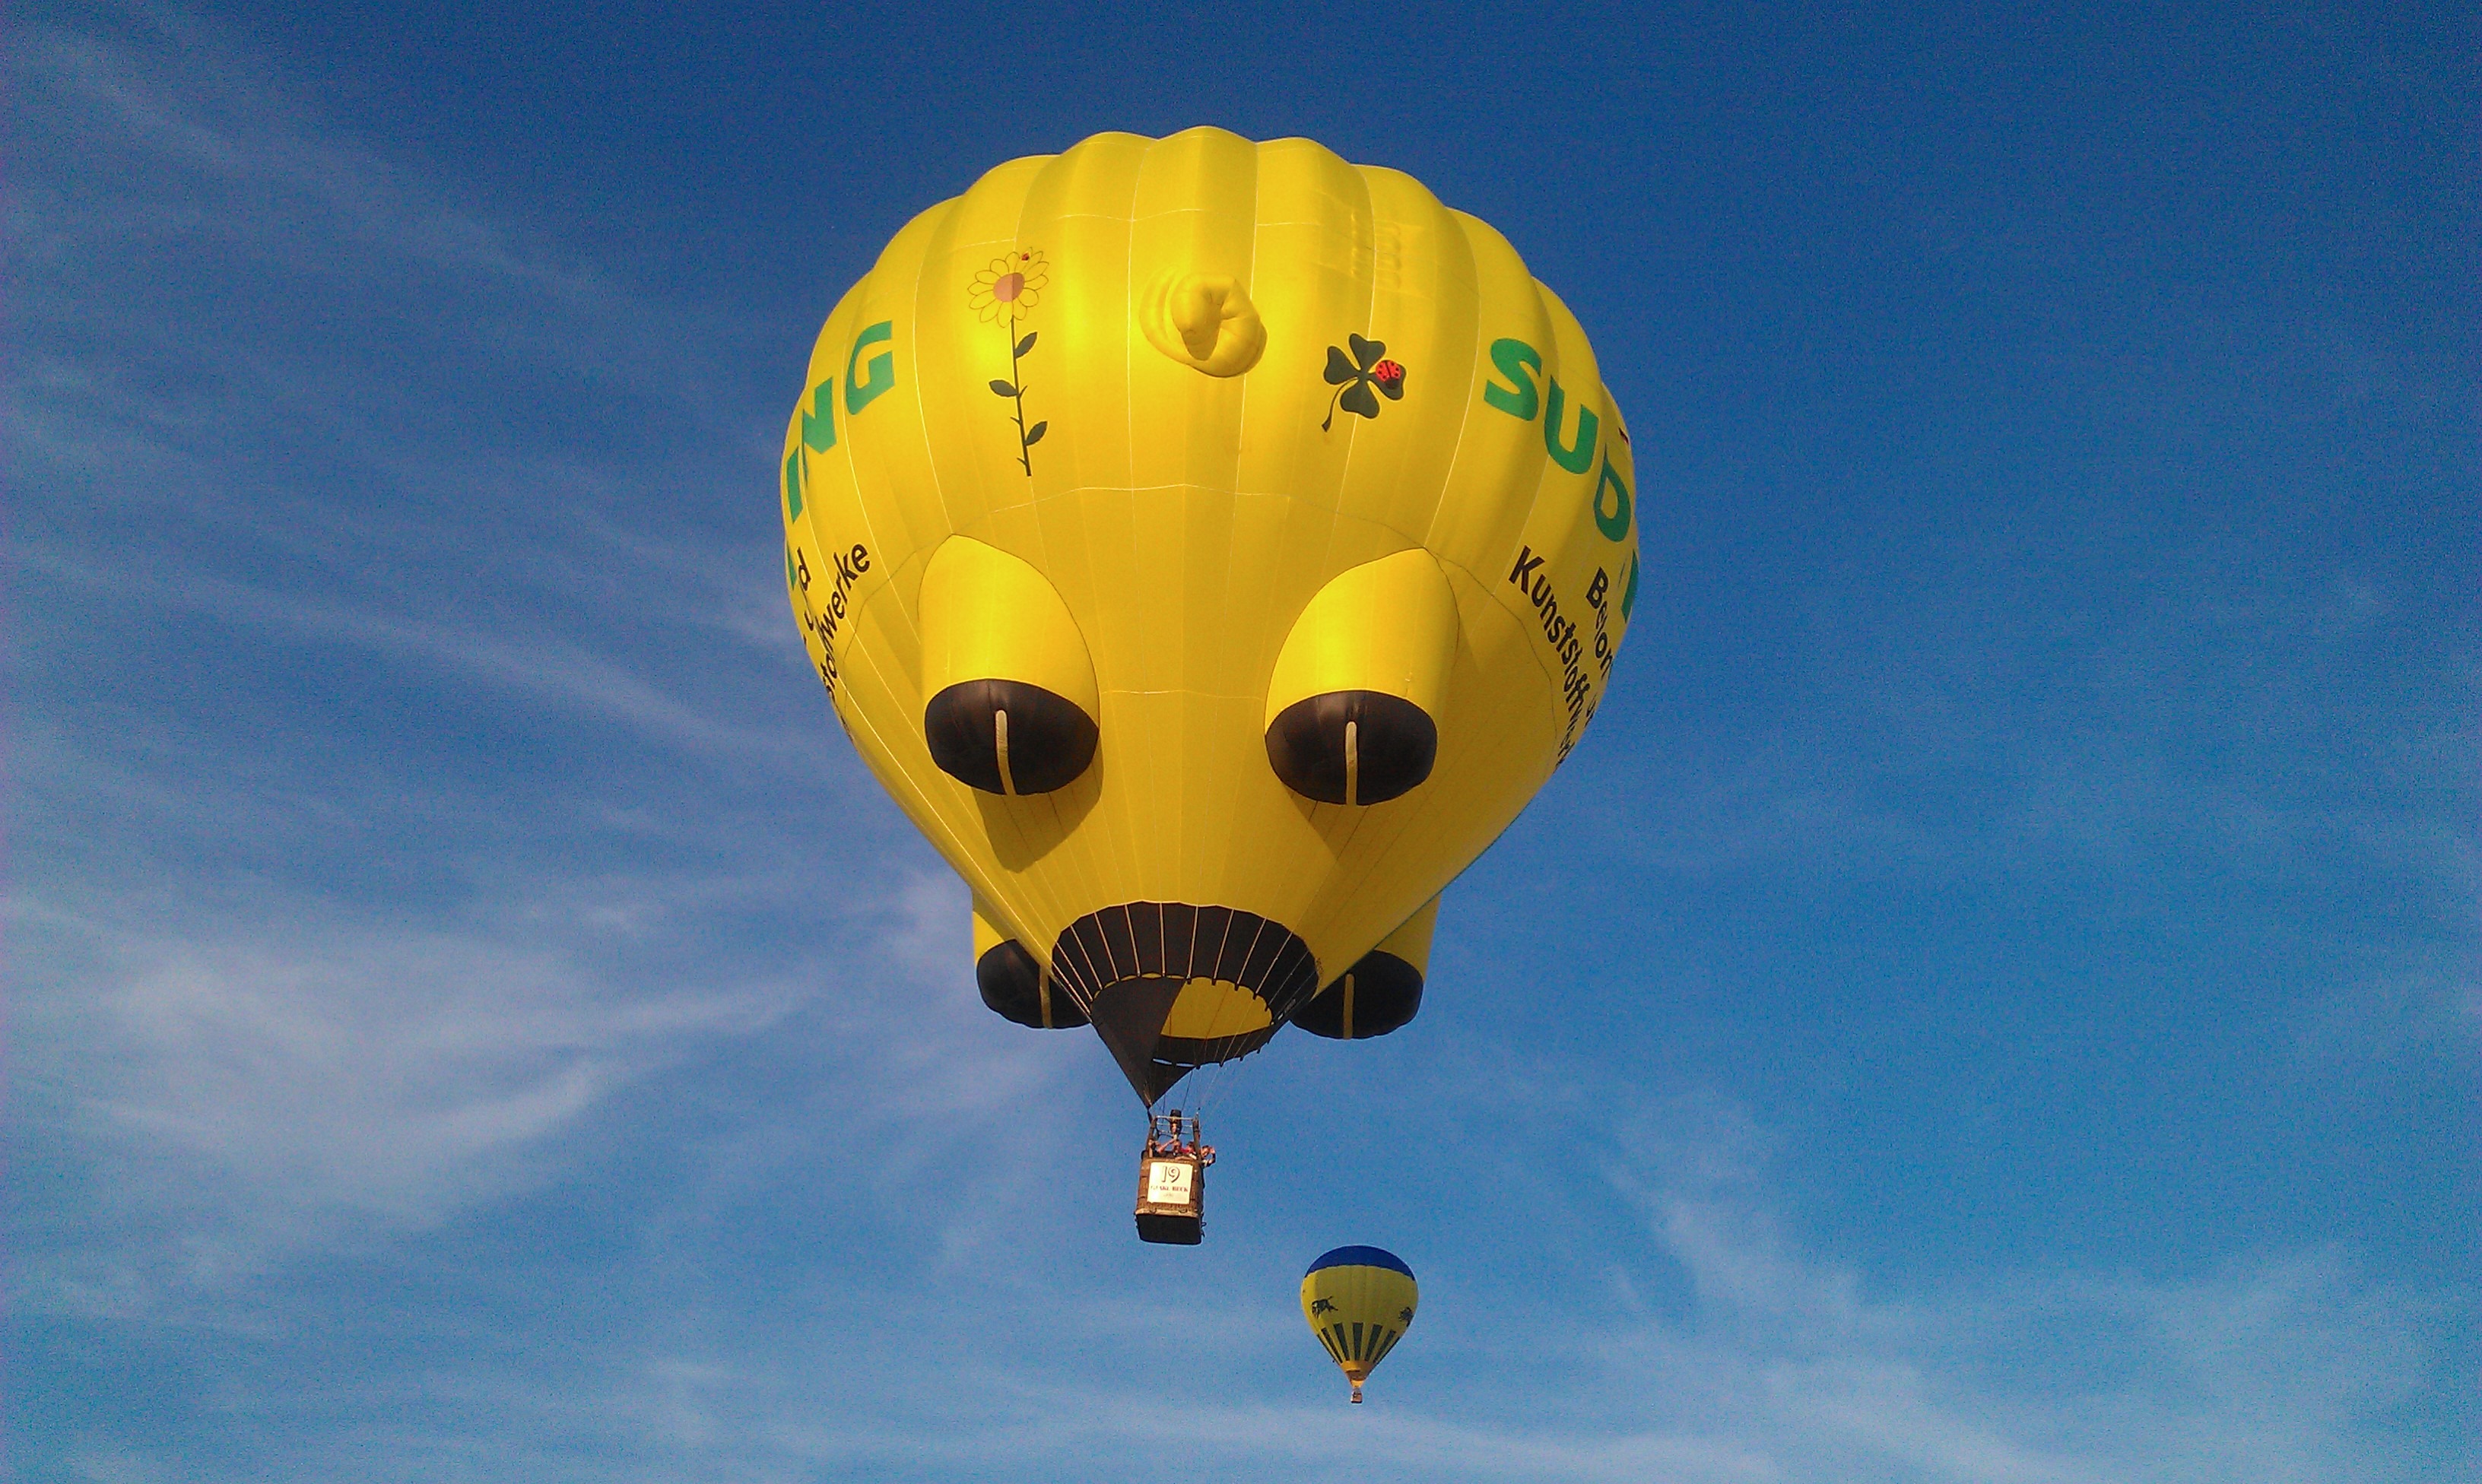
left=9, top=2, right=2474, bottom=1479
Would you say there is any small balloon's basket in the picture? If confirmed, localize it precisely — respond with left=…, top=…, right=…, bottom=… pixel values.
left=1134, top=1109, right=1214, bottom=1245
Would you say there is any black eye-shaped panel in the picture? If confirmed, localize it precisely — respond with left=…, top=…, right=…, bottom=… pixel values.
left=1264, top=690, right=1438, bottom=807
left=925, top=678, right=1099, bottom=796
left=1290, top=947, right=1424, bottom=1039
left=976, top=935, right=1088, bottom=1028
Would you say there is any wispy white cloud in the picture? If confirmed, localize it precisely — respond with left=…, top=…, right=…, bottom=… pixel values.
left=11, top=3, right=729, bottom=388
left=9, top=839, right=1086, bottom=1323
left=17, top=540, right=811, bottom=762
left=13, top=897, right=799, bottom=1309
left=214, top=1083, right=2455, bottom=1484
left=1566, top=1195, right=2451, bottom=1484
left=6, top=0, right=951, bottom=1330
left=2296, top=943, right=2482, bottom=1062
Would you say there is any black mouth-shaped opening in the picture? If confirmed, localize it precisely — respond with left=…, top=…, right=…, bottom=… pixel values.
left=1049, top=903, right=1320, bottom=1104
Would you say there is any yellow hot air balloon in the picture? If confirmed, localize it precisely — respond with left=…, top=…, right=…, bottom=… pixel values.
left=779, top=127, right=1637, bottom=1125
left=1301, top=1245, right=1419, bottom=1402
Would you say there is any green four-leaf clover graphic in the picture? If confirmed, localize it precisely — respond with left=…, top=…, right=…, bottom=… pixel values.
left=1322, top=334, right=1406, bottom=431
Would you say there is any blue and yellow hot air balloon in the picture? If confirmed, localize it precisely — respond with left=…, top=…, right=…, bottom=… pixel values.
left=1301, top=1245, right=1419, bottom=1402
left=780, top=126, right=1637, bottom=1121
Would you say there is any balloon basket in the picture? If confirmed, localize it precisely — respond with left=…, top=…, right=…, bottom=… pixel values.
left=1134, top=1109, right=1213, bottom=1245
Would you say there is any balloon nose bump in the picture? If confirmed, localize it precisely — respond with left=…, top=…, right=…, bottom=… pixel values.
left=1141, top=273, right=1267, bottom=377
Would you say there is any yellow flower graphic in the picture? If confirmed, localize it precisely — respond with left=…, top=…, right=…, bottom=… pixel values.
left=969, top=249, right=1049, bottom=324
left=972, top=249, right=1052, bottom=474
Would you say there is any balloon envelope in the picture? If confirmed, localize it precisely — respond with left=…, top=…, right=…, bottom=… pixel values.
left=1300, top=1245, right=1420, bottom=1400
left=781, top=128, right=1639, bottom=1102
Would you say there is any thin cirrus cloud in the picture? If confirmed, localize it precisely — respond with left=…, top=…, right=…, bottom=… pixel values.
left=8, top=0, right=926, bottom=1324
left=140, top=1098, right=2440, bottom=1484
left=11, top=864, right=1021, bottom=1318
left=18, top=539, right=813, bottom=764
